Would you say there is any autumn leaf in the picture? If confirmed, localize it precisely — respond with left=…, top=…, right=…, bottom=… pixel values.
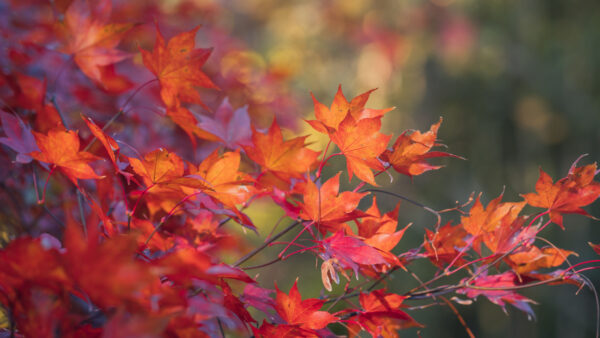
left=0, top=111, right=39, bottom=163
left=457, top=271, right=537, bottom=319
left=252, top=321, right=317, bottom=338
left=508, top=246, right=576, bottom=274
left=358, top=196, right=407, bottom=253
left=308, top=85, right=393, bottom=133
left=274, top=280, right=338, bottom=330
left=188, top=150, right=256, bottom=229
left=83, top=116, right=117, bottom=163
left=522, top=159, right=600, bottom=228
left=381, top=117, right=462, bottom=177
left=319, top=231, right=389, bottom=282
left=128, top=148, right=186, bottom=186
left=140, top=23, right=218, bottom=108
left=243, top=119, right=319, bottom=181
left=461, top=193, right=526, bottom=253
left=330, top=114, right=391, bottom=185
left=346, top=290, right=420, bottom=337
left=58, top=0, right=134, bottom=87
left=424, top=222, right=469, bottom=268
left=30, top=128, right=103, bottom=184
left=198, top=98, right=252, bottom=149
left=299, top=172, right=368, bottom=233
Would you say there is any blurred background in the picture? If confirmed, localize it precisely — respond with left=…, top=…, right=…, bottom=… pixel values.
left=212, top=0, right=600, bottom=337
left=2, top=0, right=599, bottom=336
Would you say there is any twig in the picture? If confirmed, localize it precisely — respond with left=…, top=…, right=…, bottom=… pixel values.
left=234, top=221, right=300, bottom=267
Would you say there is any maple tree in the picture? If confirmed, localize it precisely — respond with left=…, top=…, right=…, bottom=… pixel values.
left=0, top=1, right=599, bottom=337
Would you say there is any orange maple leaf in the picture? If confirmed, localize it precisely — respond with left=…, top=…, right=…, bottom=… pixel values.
left=460, top=193, right=526, bottom=253
left=128, top=148, right=186, bottom=186
left=30, top=128, right=103, bottom=184
left=243, top=119, right=320, bottom=181
left=299, top=172, right=367, bottom=234
left=423, top=222, right=469, bottom=268
left=330, top=115, right=391, bottom=185
left=522, top=159, right=600, bottom=228
left=141, top=24, right=218, bottom=108
left=308, top=85, right=393, bottom=133
left=381, top=118, right=462, bottom=177
left=508, top=246, right=575, bottom=274
left=188, top=150, right=255, bottom=228
left=59, top=0, right=134, bottom=87
left=358, top=196, right=408, bottom=254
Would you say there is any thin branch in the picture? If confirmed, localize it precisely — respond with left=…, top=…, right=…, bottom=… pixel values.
left=234, top=221, right=300, bottom=267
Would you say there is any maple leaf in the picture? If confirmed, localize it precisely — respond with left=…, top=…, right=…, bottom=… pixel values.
left=357, top=196, right=407, bottom=253
left=319, top=231, right=389, bottom=287
left=198, top=98, right=252, bottom=149
left=423, top=222, right=469, bottom=268
left=252, top=321, right=318, bottom=338
left=243, top=119, right=319, bottom=181
left=242, top=284, right=276, bottom=322
left=82, top=115, right=134, bottom=184
left=457, top=271, right=537, bottom=319
left=346, top=290, right=420, bottom=338
left=299, top=172, right=368, bottom=233
left=58, top=0, right=134, bottom=87
left=508, top=246, right=575, bottom=274
left=188, top=150, right=256, bottom=229
left=274, top=280, right=337, bottom=330
left=30, top=128, right=103, bottom=185
left=129, top=148, right=194, bottom=187
left=522, top=159, right=600, bottom=228
left=308, top=85, right=393, bottom=133
left=141, top=23, right=218, bottom=108
left=461, top=193, right=526, bottom=253
left=482, top=215, right=533, bottom=255
left=0, top=111, right=39, bottom=163
left=381, top=117, right=462, bottom=177
left=330, top=114, right=391, bottom=185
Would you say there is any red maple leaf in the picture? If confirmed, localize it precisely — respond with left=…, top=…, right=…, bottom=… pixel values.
left=346, top=289, right=420, bottom=337
left=274, top=280, right=337, bottom=330
left=319, top=231, right=389, bottom=287
left=457, top=271, right=536, bottom=319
